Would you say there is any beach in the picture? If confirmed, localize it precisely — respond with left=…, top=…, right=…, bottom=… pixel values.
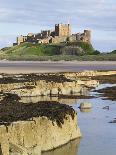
left=0, top=61, right=116, bottom=73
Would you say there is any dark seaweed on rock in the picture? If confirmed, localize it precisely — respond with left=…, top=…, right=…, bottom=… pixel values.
left=95, top=86, right=116, bottom=101
left=109, top=118, right=116, bottom=123
left=2, top=93, right=21, bottom=102
left=0, top=95, right=75, bottom=127
left=91, top=74, right=116, bottom=84
left=58, top=94, right=96, bottom=99
left=0, top=73, right=73, bottom=84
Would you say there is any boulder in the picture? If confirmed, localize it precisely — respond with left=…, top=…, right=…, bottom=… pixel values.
left=79, top=102, right=92, bottom=109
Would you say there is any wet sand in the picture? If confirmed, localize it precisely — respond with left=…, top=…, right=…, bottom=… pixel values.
left=0, top=61, right=116, bottom=73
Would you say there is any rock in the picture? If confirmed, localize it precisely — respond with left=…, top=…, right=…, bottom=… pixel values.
left=79, top=102, right=92, bottom=109
left=0, top=114, right=81, bottom=154
left=0, top=101, right=81, bottom=154
left=103, top=106, right=109, bottom=110
left=109, top=118, right=116, bottom=123
left=0, top=73, right=99, bottom=97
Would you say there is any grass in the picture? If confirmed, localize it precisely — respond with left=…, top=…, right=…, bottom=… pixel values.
left=1, top=53, right=116, bottom=61
left=0, top=42, right=116, bottom=61
left=0, top=43, right=59, bottom=57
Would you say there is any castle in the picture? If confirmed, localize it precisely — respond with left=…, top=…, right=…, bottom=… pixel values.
left=13, top=23, right=91, bottom=46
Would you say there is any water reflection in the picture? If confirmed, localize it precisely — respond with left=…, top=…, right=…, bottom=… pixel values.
left=42, top=139, right=81, bottom=155
left=21, top=96, right=79, bottom=105
left=80, top=109, right=92, bottom=113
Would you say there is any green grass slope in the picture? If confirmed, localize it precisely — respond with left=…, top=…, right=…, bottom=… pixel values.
left=0, top=42, right=116, bottom=61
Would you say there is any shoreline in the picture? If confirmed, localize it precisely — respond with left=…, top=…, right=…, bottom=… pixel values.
left=0, top=61, right=116, bottom=74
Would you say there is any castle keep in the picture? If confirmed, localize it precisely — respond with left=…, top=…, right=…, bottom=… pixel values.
left=14, top=23, right=91, bottom=45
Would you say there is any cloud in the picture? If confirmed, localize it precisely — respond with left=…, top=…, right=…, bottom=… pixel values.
left=0, top=0, right=116, bottom=51
left=0, top=35, right=16, bottom=49
left=0, top=0, right=115, bottom=29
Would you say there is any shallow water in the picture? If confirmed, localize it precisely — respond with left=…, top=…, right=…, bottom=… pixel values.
left=43, top=84, right=116, bottom=155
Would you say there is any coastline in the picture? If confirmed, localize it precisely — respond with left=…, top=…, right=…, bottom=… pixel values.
left=0, top=70, right=116, bottom=154
left=0, top=61, right=116, bottom=74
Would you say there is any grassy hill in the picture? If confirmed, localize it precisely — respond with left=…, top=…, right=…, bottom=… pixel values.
left=0, top=42, right=116, bottom=61
left=0, top=42, right=94, bottom=56
left=0, top=43, right=59, bottom=56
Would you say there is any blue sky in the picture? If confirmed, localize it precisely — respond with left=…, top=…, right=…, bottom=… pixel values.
left=0, top=0, right=116, bottom=52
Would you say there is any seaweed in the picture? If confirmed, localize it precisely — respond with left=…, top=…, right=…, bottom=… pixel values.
left=0, top=73, right=73, bottom=84
left=0, top=94, right=75, bottom=128
left=95, top=86, right=116, bottom=101
left=58, top=94, right=96, bottom=99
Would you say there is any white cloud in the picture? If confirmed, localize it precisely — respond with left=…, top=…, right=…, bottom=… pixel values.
left=0, top=0, right=116, bottom=51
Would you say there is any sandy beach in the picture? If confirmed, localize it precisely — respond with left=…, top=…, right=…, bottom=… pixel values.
left=0, top=61, right=116, bottom=73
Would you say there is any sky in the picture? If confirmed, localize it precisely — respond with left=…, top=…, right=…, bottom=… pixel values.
left=0, top=0, right=116, bottom=52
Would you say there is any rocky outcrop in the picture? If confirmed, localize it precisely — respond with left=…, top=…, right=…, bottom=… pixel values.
left=0, top=100, right=81, bottom=155
left=64, top=70, right=116, bottom=78
left=0, top=72, right=100, bottom=97
left=0, top=114, right=81, bottom=155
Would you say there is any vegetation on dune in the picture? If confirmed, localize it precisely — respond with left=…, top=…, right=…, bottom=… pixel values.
left=111, top=50, right=116, bottom=54
left=1, top=53, right=116, bottom=61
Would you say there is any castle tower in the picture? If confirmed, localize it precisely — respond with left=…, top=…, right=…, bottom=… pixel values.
left=55, top=24, right=71, bottom=37
left=83, top=30, right=91, bottom=43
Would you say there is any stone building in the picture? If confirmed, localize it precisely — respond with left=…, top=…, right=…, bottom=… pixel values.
left=14, top=23, right=91, bottom=45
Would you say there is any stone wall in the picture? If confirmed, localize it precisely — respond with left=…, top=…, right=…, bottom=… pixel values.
left=50, top=36, right=67, bottom=44
left=68, top=30, right=91, bottom=43
left=17, top=36, right=27, bottom=45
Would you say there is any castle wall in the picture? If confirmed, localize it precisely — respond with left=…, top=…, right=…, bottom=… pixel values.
left=76, top=33, right=83, bottom=42
left=17, top=36, right=27, bottom=45
left=41, top=30, right=51, bottom=39
left=68, top=34, right=77, bottom=42
left=27, top=33, right=34, bottom=37
left=38, top=38, right=50, bottom=44
left=83, top=30, right=91, bottom=43
left=50, top=36, right=67, bottom=44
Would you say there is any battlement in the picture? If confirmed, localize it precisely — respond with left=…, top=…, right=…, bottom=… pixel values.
left=55, top=23, right=71, bottom=37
